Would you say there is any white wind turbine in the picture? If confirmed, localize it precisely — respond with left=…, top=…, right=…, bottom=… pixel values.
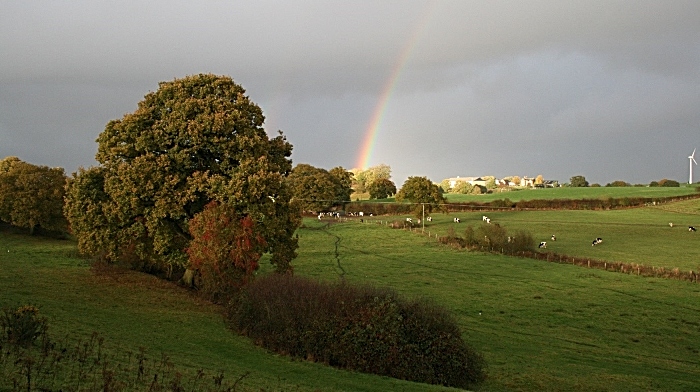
left=690, top=148, right=698, bottom=184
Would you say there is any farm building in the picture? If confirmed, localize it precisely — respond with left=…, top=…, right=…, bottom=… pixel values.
left=445, top=176, right=488, bottom=188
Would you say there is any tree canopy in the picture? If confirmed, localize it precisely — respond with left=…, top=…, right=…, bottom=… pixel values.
left=351, top=164, right=391, bottom=193
left=64, top=74, right=299, bottom=274
left=569, top=175, right=589, bottom=187
left=286, top=164, right=353, bottom=211
left=0, top=157, right=67, bottom=234
left=452, top=181, right=482, bottom=195
left=367, top=178, right=397, bottom=199
left=395, top=176, right=445, bottom=216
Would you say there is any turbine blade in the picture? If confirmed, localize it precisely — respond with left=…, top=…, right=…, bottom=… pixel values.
left=694, top=157, right=698, bottom=165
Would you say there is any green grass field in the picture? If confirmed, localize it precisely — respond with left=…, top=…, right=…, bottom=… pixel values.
left=444, top=185, right=700, bottom=203
left=3, top=197, right=700, bottom=391
left=360, top=185, right=699, bottom=204
left=360, top=202, right=700, bottom=271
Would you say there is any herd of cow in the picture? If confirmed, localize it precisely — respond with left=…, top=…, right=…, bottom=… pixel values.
left=316, top=211, right=697, bottom=248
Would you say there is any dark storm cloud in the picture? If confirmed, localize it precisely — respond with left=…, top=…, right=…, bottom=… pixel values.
left=1, top=1, right=699, bottom=185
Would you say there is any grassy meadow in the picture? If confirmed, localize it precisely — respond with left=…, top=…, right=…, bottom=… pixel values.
left=444, top=184, right=700, bottom=203
left=3, top=191, right=700, bottom=391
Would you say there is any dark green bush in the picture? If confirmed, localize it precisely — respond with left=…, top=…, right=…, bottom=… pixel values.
left=0, top=304, right=48, bottom=348
left=226, top=274, right=486, bottom=389
left=660, top=179, right=680, bottom=187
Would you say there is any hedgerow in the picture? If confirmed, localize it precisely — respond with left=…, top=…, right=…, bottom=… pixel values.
left=226, top=274, right=486, bottom=389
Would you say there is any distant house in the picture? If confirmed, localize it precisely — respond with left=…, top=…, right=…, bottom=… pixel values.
left=498, top=178, right=517, bottom=187
left=445, top=176, right=487, bottom=188
left=520, top=177, right=535, bottom=187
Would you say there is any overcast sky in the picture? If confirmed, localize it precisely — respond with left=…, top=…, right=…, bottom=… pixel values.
left=2, top=1, right=699, bottom=186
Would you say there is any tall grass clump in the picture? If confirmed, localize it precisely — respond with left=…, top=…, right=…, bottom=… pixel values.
left=0, top=313, right=249, bottom=392
left=0, top=304, right=48, bottom=348
left=226, top=274, right=486, bottom=389
left=456, top=223, right=535, bottom=254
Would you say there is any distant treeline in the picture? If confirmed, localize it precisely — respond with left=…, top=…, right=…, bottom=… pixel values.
left=344, top=192, right=700, bottom=216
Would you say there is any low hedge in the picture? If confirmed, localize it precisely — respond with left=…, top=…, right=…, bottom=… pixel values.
left=226, top=274, right=486, bottom=389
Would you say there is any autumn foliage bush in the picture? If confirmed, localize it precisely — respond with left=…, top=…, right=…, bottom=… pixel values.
left=226, top=274, right=486, bottom=389
left=187, top=201, right=266, bottom=303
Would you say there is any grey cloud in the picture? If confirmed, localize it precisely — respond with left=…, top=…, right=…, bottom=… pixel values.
left=1, top=1, right=699, bottom=185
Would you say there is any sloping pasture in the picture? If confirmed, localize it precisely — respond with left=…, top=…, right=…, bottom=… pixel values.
left=295, top=219, right=700, bottom=391
left=363, top=199, right=700, bottom=272
left=3, top=197, right=700, bottom=391
left=0, top=226, right=457, bottom=392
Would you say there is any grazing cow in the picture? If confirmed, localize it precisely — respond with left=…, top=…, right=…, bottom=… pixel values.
left=690, top=226, right=697, bottom=232
left=454, top=217, right=461, bottom=223
left=592, top=237, right=603, bottom=246
left=507, top=236, right=514, bottom=243
left=539, top=241, right=547, bottom=249
left=486, top=218, right=491, bottom=224
left=406, top=217, right=413, bottom=223
left=359, top=211, right=364, bottom=217
left=551, top=234, right=556, bottom=241
left=482, top=215, right=488, bottom=221
left=426, top=216, right=432, bottom=222
left=669, top=222, right=674, bottom=228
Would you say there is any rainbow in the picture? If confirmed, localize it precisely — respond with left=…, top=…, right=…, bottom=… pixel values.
left=355, top=2, right=437, bottom=170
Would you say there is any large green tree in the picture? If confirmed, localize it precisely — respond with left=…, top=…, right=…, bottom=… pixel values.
left=0, top=157, right=67, bottom=235
left=286, top=164, right=352, bottom=211
left=64, top=74, right=299, bottom=274
left=351, top=164, right=391, bottom=193
left=328, top=166, right=354, bottom=203
left=395, top=176, right=446, bottom=216
left=367, top=178, right=397, bottom=199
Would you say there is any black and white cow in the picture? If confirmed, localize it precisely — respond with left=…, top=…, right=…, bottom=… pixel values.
left=551, top=234, right=556, bottom=241
left=454, top=217, right=461, bottom=223
left=592, top=237, right=603, bottom=246
left=690, top=226, right=697, bottom=232
left=539, top=241, right=547, bottom=249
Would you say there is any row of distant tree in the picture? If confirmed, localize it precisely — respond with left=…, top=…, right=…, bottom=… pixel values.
left=568, top=175, right=681, bottom=188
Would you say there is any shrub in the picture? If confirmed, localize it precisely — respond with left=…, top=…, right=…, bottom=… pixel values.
left=0, top=304, right=48, bottom=348
left=227, top=274, right=486, bottom=389
left=187, top=201, right=266, bottom=303
left=659, top=179, right=680, bottom=187
left=490, top=198, right=514, bottom=208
